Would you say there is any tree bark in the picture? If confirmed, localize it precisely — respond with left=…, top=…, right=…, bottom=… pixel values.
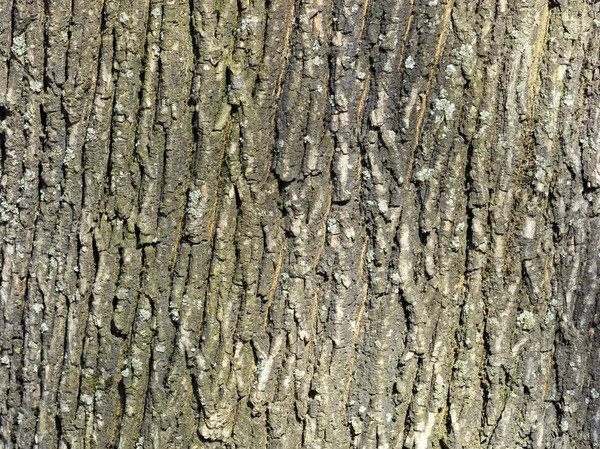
left=1, top=0, right=599, bottom=448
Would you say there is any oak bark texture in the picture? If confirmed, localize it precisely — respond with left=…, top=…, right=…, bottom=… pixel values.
left=1, top=0, right=599, bottom=448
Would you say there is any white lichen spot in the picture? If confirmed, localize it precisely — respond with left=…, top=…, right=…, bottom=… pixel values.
left=186, top=189, right=204, bottom=219
left=378, top=200, right=389, bottom=213
left=114, top=102, right=125, bottom=114
left=121, top=368, right=130, bottom=378
left=40, top=323, right=49, bottom=333
left=81, top=394, right=94, bottom=405
left=231, top=78, right=245, bottom=90
left=170, top=310, right=179, bottom=322
left=434, top=90, right=456, bottom=121
left=30, top=80, right=42, bottom=93
left=85, top=127, right=96, bottom=142
left=60, top=403, right=70, bottom=413
left=136, top=437, right=145, bottom=449
left=445, top=64, right=457, bottom=79
left=479, top=110, right=491, bottom=121
left=450, top=235, right=461, bottom=250
left=359, top=405, right=367, bottom=413
left=414, top=167, right=434, bottom=182
left=591, top=388, right=599, bottom=399
left=11, top=35, right=26, bottom=58
left=119, top=12, right=130, bottom=23
left=139, top=309, right=151, bottom=321
left=152, top=44, right=161, bottom=57
left=543, top=309, right=555, bottom=326
left=240, top=15, right=252, bottom=31
left=155, top=344, right=166, bottom=353
left=312, top=40, right=320, bottom=51
left=463, top=303, right=474, bottom=317
left=28, top=341, right=38, bottom=349
left=33, top=303, right=44, bottom=313
left=316, top=84, right=323, bottom=93
left=357, top=71, right=367, bottom=80
left=151, top=8, right=161, bottom=18
left=1, top=355, right=10, bottom=365
left=560, top=419, right=569, bottom=433
left=459, top=44, right=474, bottom=58
left=293, top=369, right=305, bottom=379
left=327, top=218, right=338, bottom=234
left=63, top=148, right=75, bottom=166
left=517, top=310, right=535, bottom=330
left=313, top=56, right=323, bottom=66
left=404, top=56, right=416, bottom=69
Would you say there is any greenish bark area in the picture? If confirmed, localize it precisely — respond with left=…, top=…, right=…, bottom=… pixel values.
left=0, top=0, right=599, bottom=448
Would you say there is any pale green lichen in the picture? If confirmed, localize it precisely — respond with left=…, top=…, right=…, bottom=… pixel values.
left=30, top=80, right=42, bottom=93
left=327, top=218, right=338, bottom=234
left=434, top=89, right=456, bottom=122
left=459, top=44, right=474, bottom=58
left=63, top=148, right=75, bottom=166
left=85, top=128, right=96, bottom=142
left=11, top=35, right=26, bottom=58
left=543, top=309, right=555, bottom=326
left=404, top=56, right=416, bottom=69
left=463, top=303, right=474, bottom=317
left=517, top=310, right=536, bottom=330
left=445, top=64, right=457, bottom=79
left=415, top=168, right=434, bottom=182
left=186, top=189, right=204, bottom=219
left=240, top=15, right=252, bottom=31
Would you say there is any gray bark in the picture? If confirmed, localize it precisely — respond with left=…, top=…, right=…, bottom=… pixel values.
left=0, top=0, right=599, bottom=448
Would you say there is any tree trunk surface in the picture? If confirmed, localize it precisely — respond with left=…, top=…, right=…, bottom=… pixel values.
left=1, top=0, right=599, bottom=448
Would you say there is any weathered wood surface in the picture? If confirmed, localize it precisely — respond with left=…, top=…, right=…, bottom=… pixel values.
left=0, top=0, right=599, bottom=448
